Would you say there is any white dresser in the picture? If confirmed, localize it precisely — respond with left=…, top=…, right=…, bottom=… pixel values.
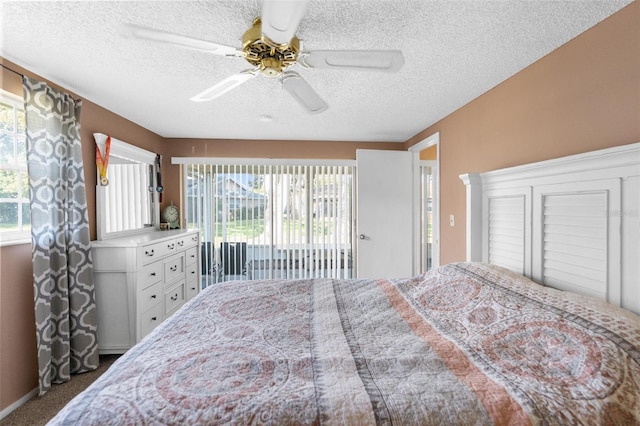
left=92, top=230, right=201, bottom=354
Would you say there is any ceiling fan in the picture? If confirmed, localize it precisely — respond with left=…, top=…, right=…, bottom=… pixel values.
left=120, top=0, right=404, bottom=114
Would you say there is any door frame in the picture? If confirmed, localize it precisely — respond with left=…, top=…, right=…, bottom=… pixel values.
left=408, top=132, right=440, bottom=273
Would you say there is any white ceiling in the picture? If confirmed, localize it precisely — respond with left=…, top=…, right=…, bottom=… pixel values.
left=2, top=1, right=632, bottom=142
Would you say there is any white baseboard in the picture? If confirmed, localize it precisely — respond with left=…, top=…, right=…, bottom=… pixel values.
left=0, top=387, right=38, bottom=420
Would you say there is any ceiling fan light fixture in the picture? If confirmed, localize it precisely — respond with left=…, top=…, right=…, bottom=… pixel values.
left=242, top=19, right=300, bottom=77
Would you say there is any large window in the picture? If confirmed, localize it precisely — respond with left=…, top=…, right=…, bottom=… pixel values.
left=179, top=159, right=355, bottom=285
left=0, top=90, right=29, bottom=244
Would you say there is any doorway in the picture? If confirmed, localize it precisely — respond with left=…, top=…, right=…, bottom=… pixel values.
left=409, top=132, right=440, bottom=273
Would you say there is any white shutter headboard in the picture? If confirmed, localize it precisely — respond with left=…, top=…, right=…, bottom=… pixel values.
left=460, top=142, right=640, bottom=314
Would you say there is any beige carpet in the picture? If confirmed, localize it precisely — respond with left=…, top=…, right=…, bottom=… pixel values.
left=1, top=355, right=120, bottom=426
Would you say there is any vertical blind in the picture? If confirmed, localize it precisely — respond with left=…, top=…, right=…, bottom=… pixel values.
left=181, top=160, right=355, bottom=285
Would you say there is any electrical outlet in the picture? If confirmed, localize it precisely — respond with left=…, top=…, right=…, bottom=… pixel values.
left=449, top=214, right=455, bottom=227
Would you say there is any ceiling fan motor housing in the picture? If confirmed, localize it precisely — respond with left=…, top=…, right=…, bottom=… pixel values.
left=242, top=18, right=300, bottom=77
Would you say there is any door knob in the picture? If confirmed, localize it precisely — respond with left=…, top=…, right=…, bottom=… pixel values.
left=359, top=234, right=366, bottom=240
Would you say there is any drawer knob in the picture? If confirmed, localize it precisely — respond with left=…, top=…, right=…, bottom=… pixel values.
left=145, top=249, right=155, bottom=257
left=170, top=265, right=177, bottom=272
left=177, top=241, right=184, bottom=247
left=191, top=286, right=196, bottom=291
left=151, top=316, right=157, bottom=321
left=168, top=243, right=175, bottom=250
left=191, top=271, right=196, bottom=275
left=150, top=272, right=156, bottom=276
left=151, top=294, right=157, bottom=299
left=171, top=294, right=178, bottom=301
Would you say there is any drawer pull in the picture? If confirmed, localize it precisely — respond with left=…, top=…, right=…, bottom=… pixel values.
left=191, top=236, right=197, bottom=242
left=191, top=286, right=196, bottom=291
left=168, top=243, right=175, bottom=250
left=190, top=271, right=196, bottom=275
left=150, top=272, right=156, bottom=277
left=171, top=294, right=178, bottom=301
left=190, top=254, right=196, bottom=259
left=177, top=241, right=184, bottom=247
left=151, top=294, right=157, bottom=299
left=151, top=316, right=157, bottom=321
left=170, top=265, right=178, bottom=272
left=145, top=249, right=155, bottom=257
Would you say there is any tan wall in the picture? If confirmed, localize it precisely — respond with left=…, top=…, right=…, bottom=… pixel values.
left=405, top=1, right=640, bottom=264
left=0, top=243, right=37, bottom=411
left=419, top=145, right=437, bottom=160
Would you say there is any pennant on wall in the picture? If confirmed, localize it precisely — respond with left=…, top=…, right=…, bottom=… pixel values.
left=95, top=135, right=111, bottom=185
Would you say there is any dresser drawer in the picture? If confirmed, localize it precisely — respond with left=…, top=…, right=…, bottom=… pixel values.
left=142, top=261, right=163, bottom=287
left=163, top=254, right=185, bottom=284
left=185, top=246, right=198, bottom=266
left=140, top=303, right=163, bottom=337
left=141, top=239, right=179, bottom=264
left=176, top=233, right=199, bottom=250
left=139, top=281, right=162, bottom=313
left=164, top=281, right=185, bottom=315
left=186, top=278, right=199, bottom=301
left=186, top=261, right=198, bottom=282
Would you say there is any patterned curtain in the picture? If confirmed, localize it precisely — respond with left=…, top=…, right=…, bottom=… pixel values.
left=23, top=76, right=99, bottom=395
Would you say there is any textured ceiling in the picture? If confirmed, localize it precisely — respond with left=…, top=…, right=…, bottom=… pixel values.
left=1, top=1, right=632, bottom=142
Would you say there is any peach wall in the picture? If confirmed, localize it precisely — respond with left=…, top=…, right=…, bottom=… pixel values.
left=419, top=145, right=437, bottom=161
left=0, top=243, right=37, bottom=411
left=405, top=1, right=640, bottom=264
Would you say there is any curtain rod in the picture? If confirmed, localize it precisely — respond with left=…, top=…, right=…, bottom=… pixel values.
left=1, top=63, right=24, bottom=77
left=1, top=63, right=82, bottom=102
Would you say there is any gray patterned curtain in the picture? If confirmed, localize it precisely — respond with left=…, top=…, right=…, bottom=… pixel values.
left=23, top=76, right=99, bottom=395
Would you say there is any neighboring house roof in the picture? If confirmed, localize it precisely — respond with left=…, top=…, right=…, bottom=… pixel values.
left=186, top=175, right=267, bottom=202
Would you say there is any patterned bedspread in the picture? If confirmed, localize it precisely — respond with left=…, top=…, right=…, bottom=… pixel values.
left=49, top=263, right=640, bottom=425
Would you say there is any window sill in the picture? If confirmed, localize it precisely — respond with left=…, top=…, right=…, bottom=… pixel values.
left=0, top=236, right=31, bottom=248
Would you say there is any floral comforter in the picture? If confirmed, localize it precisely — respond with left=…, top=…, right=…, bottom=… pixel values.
left=49, top=262, right=640, bottom=425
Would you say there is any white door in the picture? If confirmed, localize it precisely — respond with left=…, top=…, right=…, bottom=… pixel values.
left=356, top=149, right=414, bottom=278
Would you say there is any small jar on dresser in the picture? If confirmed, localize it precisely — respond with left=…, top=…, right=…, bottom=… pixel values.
left=91, top=230, right=201, bottom=354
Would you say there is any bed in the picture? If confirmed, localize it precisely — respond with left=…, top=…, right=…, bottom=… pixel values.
left=48, top=262, right=640, bottom=425
left=49, top=143, right=640, bottom=425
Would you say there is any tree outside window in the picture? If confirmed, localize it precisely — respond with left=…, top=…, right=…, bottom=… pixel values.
left=0, top=92, right=30, bottom=241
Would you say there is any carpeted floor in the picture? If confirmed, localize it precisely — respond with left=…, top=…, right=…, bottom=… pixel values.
left=1, top=355, right=120, bottom=426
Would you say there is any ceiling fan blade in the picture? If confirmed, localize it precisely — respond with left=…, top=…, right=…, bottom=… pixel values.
left=190, top=69, right=259, bottom=102
left=120, top=24, right=242, bottom=57
left=282, top=71, right=328, bottom=114
left=299, top=50, right=405, bottom=72
left=261, top=0, right=309, bottom=45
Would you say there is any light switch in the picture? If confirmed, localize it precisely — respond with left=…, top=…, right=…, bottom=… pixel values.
left=449, top=214, right=455, bottom=227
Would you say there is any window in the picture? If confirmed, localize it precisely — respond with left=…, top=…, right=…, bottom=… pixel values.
left=0, top=90, right=29, bottom=244
left=178, top=159, right=355, bottom=285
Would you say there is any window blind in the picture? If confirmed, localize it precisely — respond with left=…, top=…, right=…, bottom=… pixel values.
left=182, top=161, right=355, bottom=286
